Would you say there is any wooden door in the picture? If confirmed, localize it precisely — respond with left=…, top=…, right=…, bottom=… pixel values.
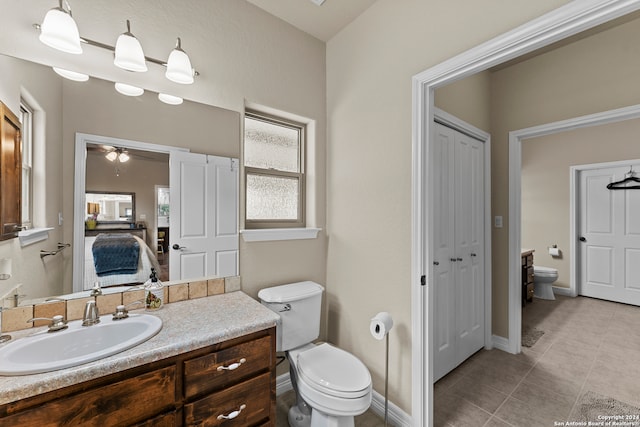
left=0, top=102, right=21, bottom=240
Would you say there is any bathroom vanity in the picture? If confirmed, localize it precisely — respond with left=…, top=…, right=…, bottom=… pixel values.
left=0, top=292, right=279, bottom=426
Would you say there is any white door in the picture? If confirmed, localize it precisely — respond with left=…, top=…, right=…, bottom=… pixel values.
left=169, top=152, right=239, bottom=281
left=433, top=123, right=485, bottom=381
left=454, top=131, right=485, bottom=363
left=579, top=163, right=640, bottom=306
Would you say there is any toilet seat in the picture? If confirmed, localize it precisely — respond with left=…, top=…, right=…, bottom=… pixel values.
left=296, top=343, right=371, bottom=399
left=534, top=265, right=558, bottom=278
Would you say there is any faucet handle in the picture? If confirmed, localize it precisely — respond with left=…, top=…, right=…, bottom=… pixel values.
left=27, top=315, right=68, bottom=332
left=112, top=301, right=143, bottom=320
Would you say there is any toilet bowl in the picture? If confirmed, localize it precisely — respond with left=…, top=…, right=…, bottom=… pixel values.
left=533, top=265, right=558, bottom=300
left=258, top=281, right=372, bottom=427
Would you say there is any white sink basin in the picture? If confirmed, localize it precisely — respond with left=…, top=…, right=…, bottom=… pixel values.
left=0, top=313, right=162, bottom=376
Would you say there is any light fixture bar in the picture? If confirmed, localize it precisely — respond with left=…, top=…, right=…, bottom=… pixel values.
left=33, top=24, right=199, bottom=77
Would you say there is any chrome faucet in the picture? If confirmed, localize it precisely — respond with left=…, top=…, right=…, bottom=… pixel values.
left=82, top=300, right=100, bottom=326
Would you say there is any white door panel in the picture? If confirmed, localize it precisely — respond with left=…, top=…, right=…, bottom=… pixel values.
left=579, top=163, right=640, bottom=305
left=170, top=152, right=239, bottom=281
left=433, top=123, right=485, bottom=381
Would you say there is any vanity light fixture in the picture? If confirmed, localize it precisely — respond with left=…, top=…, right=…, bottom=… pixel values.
left=114, top=20, right=148, bottom=73
left=53, top=67, right=89, bottom=82
left=165, top=38, right=194, bottom=84
left=158, top=93, right=183, bottom=105
left=114, top=82, right=144, bottom=97
left=38, top=0, right=82, bottom=54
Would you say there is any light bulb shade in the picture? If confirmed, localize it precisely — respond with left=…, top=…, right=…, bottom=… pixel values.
left=114, top=22, right=147, bottom=72
left=166, top=40, right=194, bottom=84
left=158, top=93, right=183, bottom=105
left=114, top=82, right=144, bottom=96
left=105, top=151, right=118, bottom=161
left=118, top=152, right=130, bottom=162
left=53, top=67, right=89, bottom=82
left=39, top=6, right=82, bottom=54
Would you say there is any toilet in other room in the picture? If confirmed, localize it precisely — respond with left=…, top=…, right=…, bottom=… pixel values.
left=258, top=281, right=372, bottom=427
left=533, top=265, right=558, bottom=300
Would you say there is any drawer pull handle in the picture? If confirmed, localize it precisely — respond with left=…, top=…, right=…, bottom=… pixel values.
left=217, top=358, right=246, bottom=371
left=217, top=404, right=246, bottom=420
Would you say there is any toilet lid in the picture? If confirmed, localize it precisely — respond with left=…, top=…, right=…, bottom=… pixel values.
left=534, top=266, right=557, bottom=277
left=297, top=344, right=371, bottom=395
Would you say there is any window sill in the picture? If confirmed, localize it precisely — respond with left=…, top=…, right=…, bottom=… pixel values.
left=18, top=227, right=54, bottom=247
left=240, top=228, right=321, bottom=242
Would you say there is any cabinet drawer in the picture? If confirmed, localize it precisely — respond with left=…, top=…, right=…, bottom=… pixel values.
left=2, top=366, right=176, bottom=426
left=184, top=335, right=271, bottom=399
left=184, top=372, right=271, bottom=426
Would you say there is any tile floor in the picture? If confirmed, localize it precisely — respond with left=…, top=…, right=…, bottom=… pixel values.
left=435, top=295, right=640, bottom=426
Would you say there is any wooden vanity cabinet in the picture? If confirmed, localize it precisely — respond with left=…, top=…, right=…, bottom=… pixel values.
left=521, top=250, right=535, bottom=305
left=0, top=327, right=276, bottom=427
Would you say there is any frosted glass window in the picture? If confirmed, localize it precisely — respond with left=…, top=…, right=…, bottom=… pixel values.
left=244, top=111, right=305, bottom=228
left=246, top=175, right=299, bottom=220
left=245, top=117, right=300, bottom=172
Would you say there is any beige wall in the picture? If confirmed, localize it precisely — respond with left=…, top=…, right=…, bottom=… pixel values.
left=327, top=0, right=570, bottom=413
left=0, top=55, right=65, bottom=302
left=522, top=119, right=640, bottom=289
left=434, top=71, right=492, bottom=133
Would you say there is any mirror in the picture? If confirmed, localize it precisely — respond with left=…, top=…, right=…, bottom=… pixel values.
left=85, top=191, right=135, bottom=226
left=0, top=52, right=240, bottom=305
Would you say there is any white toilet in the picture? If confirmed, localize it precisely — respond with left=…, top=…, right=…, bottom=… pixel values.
left=533, top=266, right=558, bottom=300
left=258, top=281, right=372, bottom=427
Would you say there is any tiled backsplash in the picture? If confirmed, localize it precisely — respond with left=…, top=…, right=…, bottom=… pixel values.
left=1, top=276, right=241, bottom=333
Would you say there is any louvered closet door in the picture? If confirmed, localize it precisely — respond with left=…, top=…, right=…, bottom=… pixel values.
left=433, top=122, right=485, bottom=382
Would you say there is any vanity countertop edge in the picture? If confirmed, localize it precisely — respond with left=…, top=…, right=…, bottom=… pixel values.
left=0, top=291, right=279, bottom=405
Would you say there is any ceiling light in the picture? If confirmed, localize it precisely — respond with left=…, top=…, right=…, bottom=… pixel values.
left=53, top=67, right=89, bottom=82
left=158, top=93, right=183, bottom=105
left=105, top=148, right=130, bottom=163
left=165, top=38, right=194, bottom=84
left=114, top=20, right=147, bottom=72
left=114, top=82, right=144, bottom=97
left=310, top=0, right=326, bottom=5
left=38, top=0, right=82, bottom=54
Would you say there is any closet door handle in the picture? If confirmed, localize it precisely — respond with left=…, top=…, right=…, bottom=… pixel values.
left=456, top=257, right=463, bottom=261
left=470, top=253, right=477, bottom=257
left=450, top=258, right=457, bottom=262
left=579, top=236, right=587, bottom=242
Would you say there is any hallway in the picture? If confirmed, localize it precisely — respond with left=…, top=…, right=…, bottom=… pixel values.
left=434, top=295, right=640, bottom=426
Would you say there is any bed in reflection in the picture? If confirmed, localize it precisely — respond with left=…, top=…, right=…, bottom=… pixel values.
left=84, top=233, right=159, bottom=290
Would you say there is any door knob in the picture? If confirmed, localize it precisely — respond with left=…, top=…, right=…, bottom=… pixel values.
left=172, top=244, right=186, bottom=250
left=579, top=237, right=587, bottom=242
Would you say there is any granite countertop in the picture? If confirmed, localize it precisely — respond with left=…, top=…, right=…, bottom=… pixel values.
left=0, top=291, right=279, bottom=405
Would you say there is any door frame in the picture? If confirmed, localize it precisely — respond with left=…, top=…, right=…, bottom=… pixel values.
left=410, top=1, right=640, bottom=426
left=570, top=156, right=640, bottom=301
left=432, top=108, right=492, bottom=382
left=72, top=133, right=187, bottom=292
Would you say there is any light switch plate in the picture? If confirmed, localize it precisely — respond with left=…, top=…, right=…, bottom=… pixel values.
left=494, top=216, right=503, bottom=228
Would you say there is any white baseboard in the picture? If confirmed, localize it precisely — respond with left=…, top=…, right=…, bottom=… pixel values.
left=552, top=286, right=575, bottom=297
left=276, top=373, right=412, bottom=426
left=492, top=334, right=511, bottom=352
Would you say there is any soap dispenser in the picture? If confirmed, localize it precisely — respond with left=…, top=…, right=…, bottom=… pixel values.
left=144, top=268, right=164, bottom=310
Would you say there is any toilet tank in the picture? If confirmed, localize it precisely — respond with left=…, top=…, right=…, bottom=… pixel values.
left=258, top=281, right=324, bottom=352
